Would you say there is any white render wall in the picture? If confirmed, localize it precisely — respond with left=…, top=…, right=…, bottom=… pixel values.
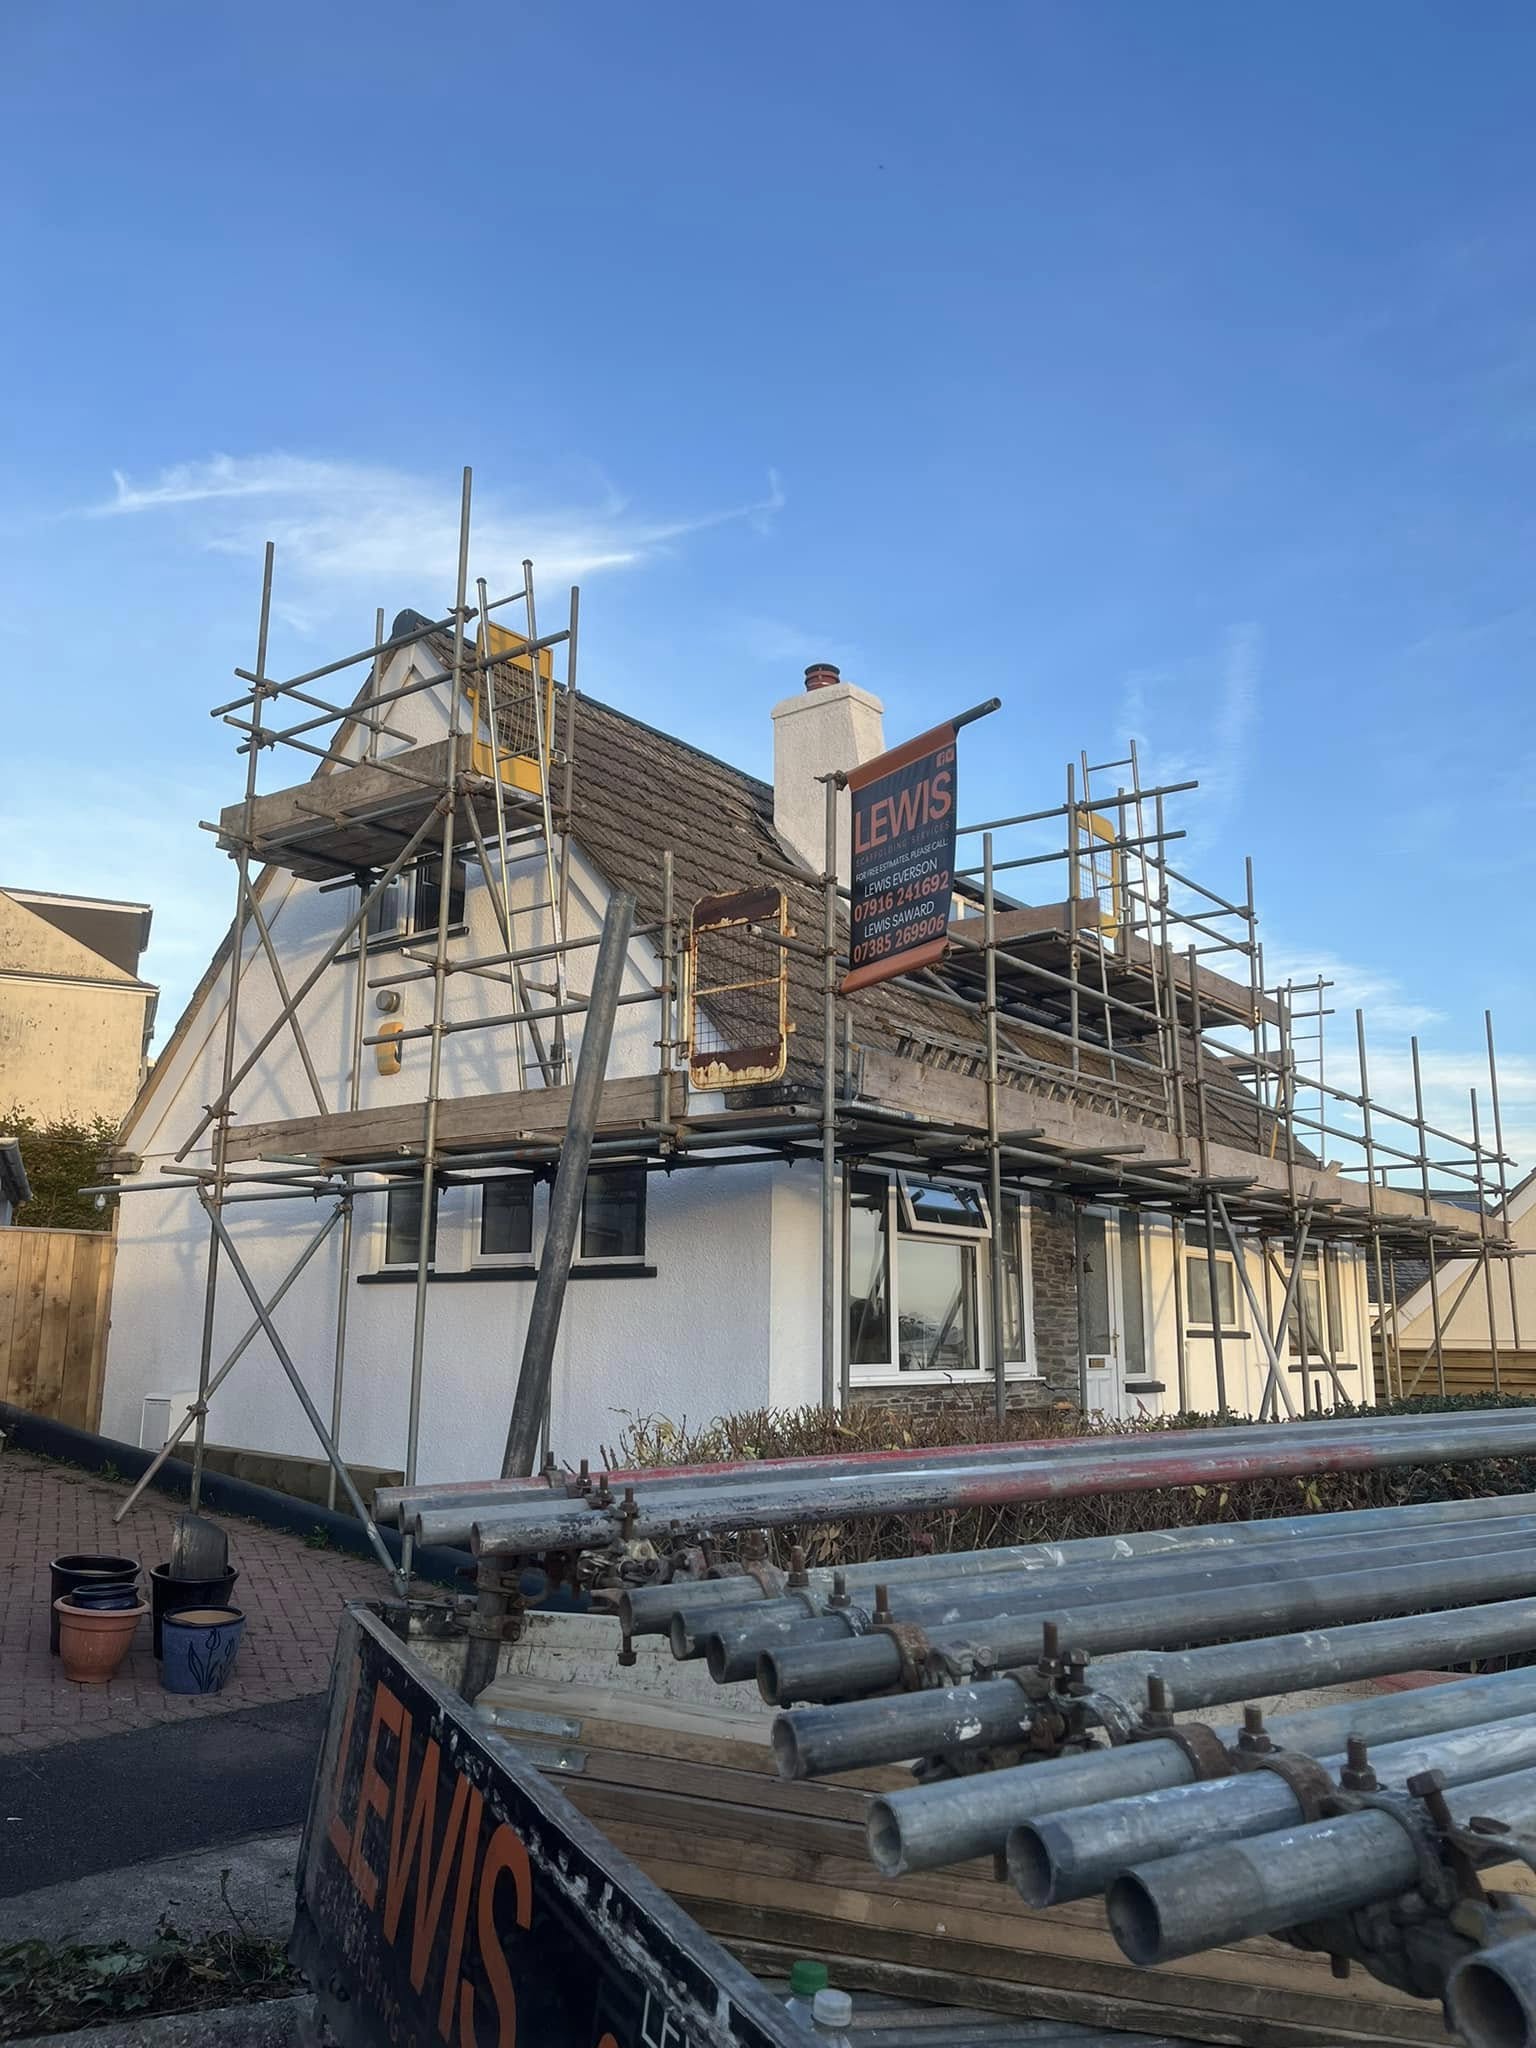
left=101, top=646, right=778, bottom=1477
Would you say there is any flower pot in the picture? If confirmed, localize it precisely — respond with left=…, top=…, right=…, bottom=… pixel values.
left=67, top=1582, right=143, bottom=1613
left=150, top=1564, right=240, bottom=1658
left=49, top=1555, right=139, bottom=1655
left=54, top=1597, right=147, bottom=1684
left=161, top=1606, right=245, bottom=1695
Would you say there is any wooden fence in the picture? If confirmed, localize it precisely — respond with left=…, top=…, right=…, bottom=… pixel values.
left=0, top=1226, right=116, bottom=1429
left=1376, top=1347, right=1536, bottom=1403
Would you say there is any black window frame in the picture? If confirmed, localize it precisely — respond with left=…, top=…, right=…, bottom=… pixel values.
left=580, top=1166, right=648, bottom=1263
left=384, top=1180, right=439, bottom=1268
left=477, top=1175, right=535, bottom=1264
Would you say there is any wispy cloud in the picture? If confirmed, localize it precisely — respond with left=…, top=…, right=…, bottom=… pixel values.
left=1116, top=621, right=1262, bottom=842
left=1252, top=943, right=1534, bottom=1180
left=86, top=453, right=785, bottom=612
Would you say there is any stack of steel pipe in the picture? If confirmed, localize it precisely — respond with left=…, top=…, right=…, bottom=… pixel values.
left=406, top=1406, right=1536, bottom=1554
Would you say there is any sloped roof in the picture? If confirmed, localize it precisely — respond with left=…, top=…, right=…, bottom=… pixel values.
left=125, top=614, right=1288, bottom=1167
left=527, top=660, right=1284, bottom=1155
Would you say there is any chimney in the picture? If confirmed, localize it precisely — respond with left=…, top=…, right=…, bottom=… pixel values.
left=771, top=663, right=885, bottom=884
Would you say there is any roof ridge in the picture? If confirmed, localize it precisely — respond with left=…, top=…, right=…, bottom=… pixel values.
left=393, top=608, right=774, bottom=802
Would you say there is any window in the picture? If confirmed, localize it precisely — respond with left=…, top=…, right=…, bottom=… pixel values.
left=1185, top=1247, right=1240, bottom=1331
left=1119, top=1213, right=1148, bottom=1374
left=849, top=1174, right=892, bottom=1368
left=354, top=857, right=467, bottom=952
left=1000, top=1194, right=1031, bottom=1366
left=899, top=1176, right=990, bottom=1236
left=414, top=855, right=466, bottom=935
left=478, top=1176, right=534, bottom=1262
left=384, top=1181, right=438, bottom=1267
left=898, top=1235, right=978, bottom=1373
left=366, top=876, right=406, bottom=942
left=581, top=1166, right=647, bottom=1262
left=1287, top=1249, right=1345, bottom=1358
left=849, top=1173, right=1029, bottom=1380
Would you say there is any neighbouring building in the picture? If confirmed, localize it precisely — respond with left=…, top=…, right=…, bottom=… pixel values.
left=99, top=607, right=1493, bottom=1487
left=1375, top=1171, right=1536, bottom=1398
left=0, top=886, right=158, bottom=1124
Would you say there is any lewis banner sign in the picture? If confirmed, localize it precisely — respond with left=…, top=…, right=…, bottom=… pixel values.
left=842, top=720, right=958, bottom=994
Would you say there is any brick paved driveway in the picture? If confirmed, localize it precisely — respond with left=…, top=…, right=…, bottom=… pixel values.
left=0, top=1448, right=382, bottom=1756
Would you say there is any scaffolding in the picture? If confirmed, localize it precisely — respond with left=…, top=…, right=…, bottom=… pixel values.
left=98, top=468, right=1524, bottom=1582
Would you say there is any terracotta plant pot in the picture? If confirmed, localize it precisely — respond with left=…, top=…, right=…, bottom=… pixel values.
left=53, top=1596, right=147, bottom=1684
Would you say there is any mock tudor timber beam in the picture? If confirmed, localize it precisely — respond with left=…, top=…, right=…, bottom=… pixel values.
left=858, top=1047, right=1480, bottom=1240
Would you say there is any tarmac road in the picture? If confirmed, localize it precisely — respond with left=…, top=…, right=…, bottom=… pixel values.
left=0, top=1694, right=326, bottom=1904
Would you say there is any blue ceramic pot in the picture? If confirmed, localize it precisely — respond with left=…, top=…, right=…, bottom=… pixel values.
left=65, top=1581, right=142, bottom=1612
left=160, top=1606, right=246, bottom=1695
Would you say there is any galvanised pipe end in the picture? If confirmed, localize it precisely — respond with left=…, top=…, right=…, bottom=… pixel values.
left=1448, top=1936, right=1536, bottom=2048
left=1106, top=1871, right=1166, bottom=1967
left=1006, top=1822, right=1059, bottom=1907
left=866, top=1798, right=907, bottom=1877
left=669, top=1613, right=701, bottom=1660
left=706, top=1633, right=753, bottom=1684
left=758, top=1651, right=788, bottom=1706
left=770, top=1716, right=805, bottom=1780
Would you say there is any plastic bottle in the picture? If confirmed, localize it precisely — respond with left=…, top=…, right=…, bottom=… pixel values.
left=811, top=1987, right=854, bottom=2043
left=783, top=1960, right=829, bottom=2028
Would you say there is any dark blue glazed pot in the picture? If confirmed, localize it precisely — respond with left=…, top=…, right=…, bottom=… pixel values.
left=160, top=1606, right=246, bottom=1695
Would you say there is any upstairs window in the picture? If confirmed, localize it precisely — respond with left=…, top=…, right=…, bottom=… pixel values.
left=413, top=855, right=466, bottom=935
left=358, top=857, right=467, bottom=948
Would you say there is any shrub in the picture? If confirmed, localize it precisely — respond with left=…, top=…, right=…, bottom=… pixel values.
left=0, top=1107, right=118, bottom=1231
left=606, top=1396, right=1536, bottom=1566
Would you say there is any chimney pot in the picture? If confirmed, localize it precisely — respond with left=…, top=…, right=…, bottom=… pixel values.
left=803, top=662, right=841, bottom=692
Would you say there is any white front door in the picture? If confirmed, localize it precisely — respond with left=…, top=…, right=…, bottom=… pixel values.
left=1080, top=1209, right=1125, bottom=1419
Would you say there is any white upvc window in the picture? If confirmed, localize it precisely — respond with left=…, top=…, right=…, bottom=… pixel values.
left=848, top=1173, right=1034, bottom=1383
left=1184, top=1241, right=1245, bottom=1337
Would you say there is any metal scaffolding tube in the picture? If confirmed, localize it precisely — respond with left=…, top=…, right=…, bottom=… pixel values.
left=874, top=1671, right=1536, bottom=1881
left=116, top=1202, right=345, bottom=1523
left=1106, top=1761, right=1536, bottom=1966
left=820, top=769, right=841, bottom=1413
left=472, top=1409, right=1536, bottom=1558
left=1412, top=1033, right=1449, bottom=1396
left=700, top=1516, right=1536, bottom=1685
left=199, top=1197, right=399, bottom=1583
left=1488, top=1009, right=1524, bottom=1354
left=1011, top=1709, right=1536, bottom=1908
left=188, top=540, right=275, bottom=1511
left=759, top=1543, right=1536, bottom=1707
left=501, top=889, right=637, bottom=1476
left=772, top=1594, right=1536, bottom=1782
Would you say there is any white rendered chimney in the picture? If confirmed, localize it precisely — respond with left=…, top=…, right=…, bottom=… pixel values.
left=771, top=663, right=885, bottom=885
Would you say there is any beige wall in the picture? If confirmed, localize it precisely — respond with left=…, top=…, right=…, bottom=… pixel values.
left=0, top=974, right=152, bottom=1124
left=1392, top=1178, right=1536, bottom=1358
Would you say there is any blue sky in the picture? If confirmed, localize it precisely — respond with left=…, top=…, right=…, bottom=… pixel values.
left=3, top=2, right=1533, bottom=1169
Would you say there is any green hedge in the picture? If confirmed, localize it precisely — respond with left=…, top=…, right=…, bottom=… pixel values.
left=609, top=1397, right=1536, bottom=1566
left=0, top=1109, right=117, bottom=1231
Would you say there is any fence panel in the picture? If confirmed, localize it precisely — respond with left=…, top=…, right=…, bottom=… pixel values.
left=0, top=1227, right=115, bottom=1429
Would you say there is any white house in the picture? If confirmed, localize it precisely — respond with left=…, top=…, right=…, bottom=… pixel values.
left=102, top=616, right=1456, bottom=1491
